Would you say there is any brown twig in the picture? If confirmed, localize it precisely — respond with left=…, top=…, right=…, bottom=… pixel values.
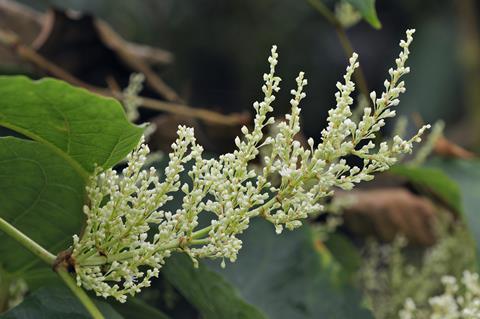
left=0, top=28, right=249, bottom=126
left=95, top=19, right=173, bottom=65
left=96, top=20, right=182, bottom=103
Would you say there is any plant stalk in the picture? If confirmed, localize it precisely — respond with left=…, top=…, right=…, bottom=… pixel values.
left=0, top=217, right=104, bottom=319
left=306, top=0, right=371, bottom=102
left=0, top=217, right=56, bottom=265
left=57, top=269, right=105, bottom=319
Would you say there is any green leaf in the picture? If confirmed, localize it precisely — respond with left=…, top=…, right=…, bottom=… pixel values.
left=0, top=286, right=123, bottom=319
left=344, top=0, right=381, bottom=29
left=112, top=298, right=172, bottom=319
left=0, top=76, right=143, bottom=177
left=325, top=233, right=363, bottom=283
left=160, top=217, right=373, bottom=318
left=0, top=137, right=84, bottom=272
left=389, top=165, right=462, bottom=214
left=0, top=76, right=143, bottom=274
left=208, top=220, right=372, bottom=319
left=162, top=254, right=267, bottom=319
left=425, top=158, right=480, bottom=257
left=19, top=266, right=61, bottom=291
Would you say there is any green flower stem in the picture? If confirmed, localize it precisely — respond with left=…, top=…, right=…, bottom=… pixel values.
left=191, top=225, right=212, bottom=239
left=57, top=269, right=105, bottom=319
left=80, top=239, right=183, bottom=266
left=0, top=217, right=56, bottom=265
left=190, top=239, right=210, bottom=246
left=306, top=0, right=370, bottom=102
left=0, top=217, right=104, bottom=319
left=81, top=196, right=279, bottom=267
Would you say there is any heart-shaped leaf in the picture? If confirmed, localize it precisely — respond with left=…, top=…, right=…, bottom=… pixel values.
left=0, top=76, right=143, bottom=177
left=0, top=76, right=142, bottom=273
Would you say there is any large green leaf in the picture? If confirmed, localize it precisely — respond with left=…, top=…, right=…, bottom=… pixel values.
left=0, top=137, right=84, bottom=272
left=112, top=298, right=172, bottom=319
left=0, top=76, right=143, bottom=177
left=163, top=254, right=267, bottom=319
left=0, top=286, right=122, bottom=319
left=426, top=158, right=480, bottom=257
left=17, top=266, right=60, bottom=291
left=162, top=219, right=372, bottom=318
left=208, top=220, right=372, bottom=319
left=0, top=76, right=143, bottom=274
left=390, top=165, right=462, bottom=214
left=344, top=0, right=381, bottom=29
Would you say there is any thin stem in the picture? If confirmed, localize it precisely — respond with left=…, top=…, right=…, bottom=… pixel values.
left=306, top=0, right=370, bottom=102
left=0, top=217, right=56, bottom=265
left=190, top=239, right=210, bottom=246
left=57, top=269, right=105, bottom=319
left=0, top=217, right=104, bottom=319
left=191, top=225, right=212, bottom=239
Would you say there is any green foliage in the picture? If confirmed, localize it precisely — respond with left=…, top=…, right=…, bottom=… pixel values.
left=163, top=255, right=266, bottom=319
left=325, top=233, right=363, bottom=283
left=161, top=219, right=374, bottom=318
left=344, top=0, right=381, bottom=29
left=0, top=76, right=143, bottom=176
left=0, top=286, right=122, bottom=319
left=426, top=158, right=480, bottom=257
left=0, top=137, right=84, bottom=272
left=0, top=76, right=142, bottom=274
left=390, top=165, right=462, bottom=214
left=18, top=267, right=59, bottom=291
left=207, top=219, right=373, bottom=319
left=0, top=76, right=143, bottom=271
left=113, top=298, right=171, bottom=319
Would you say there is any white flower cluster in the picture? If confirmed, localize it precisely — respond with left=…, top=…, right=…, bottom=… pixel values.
left=400, top=271, right=480, bottom=319
left=72, top=29, right=428, bottom=302
left=122, top=73, right=145, bottom=121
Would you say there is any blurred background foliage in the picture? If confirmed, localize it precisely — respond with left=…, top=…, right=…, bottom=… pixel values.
left=10, top=0, right=478, bottom=146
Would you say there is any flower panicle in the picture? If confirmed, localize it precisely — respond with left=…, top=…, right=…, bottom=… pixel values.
left=72, top=29, right=428, bottom=302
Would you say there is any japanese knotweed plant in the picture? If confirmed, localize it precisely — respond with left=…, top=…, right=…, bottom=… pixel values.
left=71, top=29, right=429, bottom=302
left=399, top=271, right=480, bottom=319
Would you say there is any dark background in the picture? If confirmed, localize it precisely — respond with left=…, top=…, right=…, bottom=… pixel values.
left=12, top=0, right=480, bottom=149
